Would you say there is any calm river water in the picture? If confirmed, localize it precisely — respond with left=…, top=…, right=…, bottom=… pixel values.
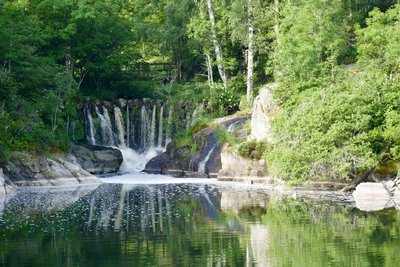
left=0, top=176, right=399, bottom=267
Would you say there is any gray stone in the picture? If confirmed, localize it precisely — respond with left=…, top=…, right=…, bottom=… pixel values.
left=3, top=152, right=101, bottom=187
left=249, top=84, right=277, bottom=143
left=353, top=182, right=393, bottom=211
left=218, top=144, right=266, bottom=179
left=0, top=168, right=14, bottom=198
left=72, top=145, right=123, bottom=174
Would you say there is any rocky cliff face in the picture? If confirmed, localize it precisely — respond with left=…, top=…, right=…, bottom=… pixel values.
left=249, top=84, right=277, bottom=143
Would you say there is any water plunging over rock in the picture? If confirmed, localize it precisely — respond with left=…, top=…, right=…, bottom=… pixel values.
left=83, top=99, right=171, bottom=173
left=145, top=115, right=249, bottom=178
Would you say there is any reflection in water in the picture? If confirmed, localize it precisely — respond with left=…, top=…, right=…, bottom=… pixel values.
left=0, top=184, right=400, bottom=267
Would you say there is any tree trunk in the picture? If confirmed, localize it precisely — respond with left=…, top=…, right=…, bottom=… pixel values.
left=246, top=0, right=254, bottom=103
left=206, top=0, right=228, bottom=88
left=205, top=52, right=214, bottom=85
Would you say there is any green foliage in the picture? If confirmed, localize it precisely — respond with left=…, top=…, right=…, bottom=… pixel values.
left=208, top=83, right=241, bottom=116
left=216, top=128, right=238, bottom=146
left=237, top=140, right=268, bottom=160
left=273, top=0, right=350, bottom=101
left=265, top=3, right=400, bottom=183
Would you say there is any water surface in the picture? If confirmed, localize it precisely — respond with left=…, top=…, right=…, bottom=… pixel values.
left=0, top=180, right=399, bottom=267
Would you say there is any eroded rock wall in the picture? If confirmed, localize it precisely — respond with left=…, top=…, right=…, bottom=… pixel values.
left=249, top=84, right=277, bottom=143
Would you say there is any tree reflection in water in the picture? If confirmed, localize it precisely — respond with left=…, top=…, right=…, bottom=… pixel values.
left=0, top=184, right=399, bottom=267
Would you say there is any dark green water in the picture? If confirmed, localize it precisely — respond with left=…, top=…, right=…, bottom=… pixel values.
left=0, top=183, right=399, bottom=267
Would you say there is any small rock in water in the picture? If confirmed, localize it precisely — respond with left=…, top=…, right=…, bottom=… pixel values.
left=353, top=182, right=393, bottom=212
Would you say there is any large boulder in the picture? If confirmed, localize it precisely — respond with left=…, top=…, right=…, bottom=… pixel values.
left=217, top=144, right=267, bottom=182
left=249, top=84, right=277, bottom=143
left=3, top=152, right=100, bottom=186
left=72, top=145, right=123, bottom=174
left=353, top=182, right=393, bottom=211
left=144, top=144, right=191, bottom=177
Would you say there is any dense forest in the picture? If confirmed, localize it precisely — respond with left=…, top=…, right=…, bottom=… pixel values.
left=1, top=0, right=400, bottom=183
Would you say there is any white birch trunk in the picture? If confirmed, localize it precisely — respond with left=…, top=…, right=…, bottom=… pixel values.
left=247, top=0, right=254, bottom=103
left=205, top=52, right=214, bottom=85
left=206, top=0, right=228, bottom=88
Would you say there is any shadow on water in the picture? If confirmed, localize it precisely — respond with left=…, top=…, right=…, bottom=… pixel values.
left=1, top=183, right=400, bottom=267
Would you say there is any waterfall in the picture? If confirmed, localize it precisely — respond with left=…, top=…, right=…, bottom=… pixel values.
left=140, top=105, right=149, bottom=149
left=158, top=105, right=164, bottom=147
left=84, top=104, right=96, bottom=145
left=84, top=99, right=172, bottom=173
left=198, top=146, right=216, bottom=174
left=149, top=104, right=156, bottom=147
left=114, top=107, right=126, bottom=147
left=126, top=106, right=130, bottom=148
left=102, top=107, right=115, bottom=146
left=95, top=106, right=114, bottom=146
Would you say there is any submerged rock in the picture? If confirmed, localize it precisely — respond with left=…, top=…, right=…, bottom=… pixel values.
left=353, top=183, right=393, bottom=211
left=72, top=145, right=123, bottom=174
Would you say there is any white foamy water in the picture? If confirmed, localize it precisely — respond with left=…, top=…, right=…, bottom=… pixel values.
left=119, top=147, right=162, bottom=173
left=100, top=173, right=219, bottom=185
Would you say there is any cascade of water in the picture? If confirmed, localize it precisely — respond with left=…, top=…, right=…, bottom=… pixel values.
left=84, top=104, right=96, bottom=145
left=126, top=105, right=130, bottom=148
left=102, top=107, right=115, bottom=146
left=198, top=145, right=216, bottom=174
left=157, top=104, right=164, bottom=147
left=149, top=104, right=156, bottom=147
left=140, top=105, right=149, bottom=149
left=114, top=107, right=126, bottom=147
left=95, top=106, right=114, bottom=146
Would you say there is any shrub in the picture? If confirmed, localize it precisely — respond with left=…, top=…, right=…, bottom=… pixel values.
left=237, top=140, right=268, bottom=160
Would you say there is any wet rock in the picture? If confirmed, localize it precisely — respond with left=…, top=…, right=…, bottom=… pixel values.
left=144, top=145, right=191, bottom=176
left=72, top=145, right=123, bottom=174
left=353, top=183, right=393, bottom=211
left=145, top=115, right=248, bottom=177
left=249, top=84, right=277, bottom=142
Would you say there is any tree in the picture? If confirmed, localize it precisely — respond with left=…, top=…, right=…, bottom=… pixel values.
left=206, top=0, right=228, bottom=88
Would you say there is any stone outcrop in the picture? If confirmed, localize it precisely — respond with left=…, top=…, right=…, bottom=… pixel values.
left=72, top=145, right=123, bottom=174
left=144, top=143, right=191, bottom=177
left=144, top=116, right=249, bottom=177
left=0, top=168, right=16, bottom=197
left=3, top=152, right=100, bottom=187
left=217, top=144, right=268, bottom=183
left=249, top=84, right=277, bottom=143
left=353, top=180, right=400, bottom=211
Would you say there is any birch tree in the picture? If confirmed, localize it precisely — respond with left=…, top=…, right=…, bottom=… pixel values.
left=206, top=0, right=228, bottom=88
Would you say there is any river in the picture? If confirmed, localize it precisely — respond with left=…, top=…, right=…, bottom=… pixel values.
left=0, top=174, right=399, bottom=267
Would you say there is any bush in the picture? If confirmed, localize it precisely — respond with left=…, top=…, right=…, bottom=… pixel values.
left=216, top=128, right=239, bottom=146
left=237, top=140, right=268, bottom=160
